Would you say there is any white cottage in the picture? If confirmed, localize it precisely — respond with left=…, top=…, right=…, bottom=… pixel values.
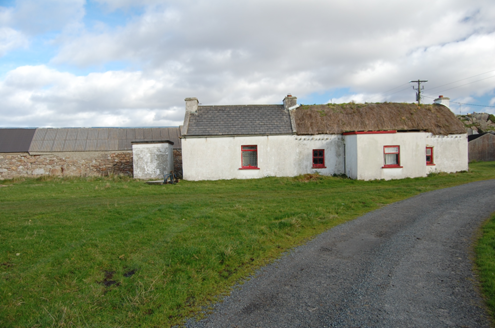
left=181, top=95, right=468, bottom=181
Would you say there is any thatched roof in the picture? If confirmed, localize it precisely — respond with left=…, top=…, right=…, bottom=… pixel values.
left=294, top=103, right=466, bottom=135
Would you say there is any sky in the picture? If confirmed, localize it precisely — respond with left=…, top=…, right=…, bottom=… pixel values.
left=0, top=0, right=494, bottom=128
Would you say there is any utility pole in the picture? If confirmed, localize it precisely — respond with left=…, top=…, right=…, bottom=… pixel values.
left=410, top=80, right=428, bottom=105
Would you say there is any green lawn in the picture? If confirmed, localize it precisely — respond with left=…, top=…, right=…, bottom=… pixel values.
left=476, top=212, right=495, bottom=322
left=1, top=162, right=495, bottom=327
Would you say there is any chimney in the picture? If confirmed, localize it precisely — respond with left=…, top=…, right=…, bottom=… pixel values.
left=185, top=97, right=199, bottom=114
left=434, top=95, right=450, bottom=108
left=283, top=94, right=298, bottom=110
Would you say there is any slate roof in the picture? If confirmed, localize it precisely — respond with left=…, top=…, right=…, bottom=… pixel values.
left=185, top=105, right=293, bottom=136
left=0, top=128, right=36, bottom=153
left=29, top=127, right=181, bottom=152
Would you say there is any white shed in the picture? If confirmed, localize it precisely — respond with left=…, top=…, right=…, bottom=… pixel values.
left=132, top=140, right=174, bottom=180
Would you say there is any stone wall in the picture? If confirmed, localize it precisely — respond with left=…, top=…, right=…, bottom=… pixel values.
left=0, top=150, right=183, bottom=180
left=0, top=151, right=133, bottom=180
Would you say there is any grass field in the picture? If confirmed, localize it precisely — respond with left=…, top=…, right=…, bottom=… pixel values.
left=1, top=162, right=495, bottom=327
left=476, top=212, right=495, bottom=322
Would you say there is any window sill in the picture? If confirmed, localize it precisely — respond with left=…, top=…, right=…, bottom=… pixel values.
left=239, top=167, right=260, bottom=170
left=312, top=166, right=327, bottom=169
left=427, top=163, right=435, bottom=166
left=382, top=165, right=403, bottom=169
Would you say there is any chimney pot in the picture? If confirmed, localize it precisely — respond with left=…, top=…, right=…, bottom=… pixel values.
left=434, top=95, right=450, bottom=108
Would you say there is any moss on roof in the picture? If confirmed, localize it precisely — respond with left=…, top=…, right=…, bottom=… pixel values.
left=294, top=103, right=465, bottom=135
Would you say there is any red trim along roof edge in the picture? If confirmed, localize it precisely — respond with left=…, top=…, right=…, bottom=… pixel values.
left=342, top=130, right=397, bottom=135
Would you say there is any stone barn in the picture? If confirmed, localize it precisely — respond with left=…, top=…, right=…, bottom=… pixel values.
left=0, top=127, right=182, bottom=180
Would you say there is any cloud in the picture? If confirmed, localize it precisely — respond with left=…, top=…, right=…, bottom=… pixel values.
left=3, top=0, right=495, bottom=127
left=51, top=1, right=495, bottom=100
left=330, top=93, right=387, bottom=104
left=94, top=0, right=168, bottom=11
left=0, top=65, right=185, bottom=127
left=0, top=27, right=28, bottom=56
left=12, top=0, right=85, bottom=35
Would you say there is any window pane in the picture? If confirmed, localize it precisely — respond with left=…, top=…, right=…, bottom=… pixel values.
left=242, top=150, right=257, bottom=167
left=385, top=147, right=399, bottom=154
left=426, top=148, right=432, bottom=155
left=242, top=146, right=256, bottom=151
left=385, top=154, right=398, bottom=165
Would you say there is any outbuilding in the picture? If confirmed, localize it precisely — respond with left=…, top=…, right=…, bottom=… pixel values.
left=0, top=127, right=182, bottom=180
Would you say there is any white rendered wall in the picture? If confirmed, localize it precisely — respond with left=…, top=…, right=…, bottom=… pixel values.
left=344, top=135, right=358, bottom=179
left=182, top=135, right=345, bottom=181
left=345, top=132, right=468, bottom=180
left=426, top=134, right=468, bottom=174
left=182, top=132, right=469, bottom=181
left=132, top=143, right=173, bottom=179
left=349, top=132, right=427, bottom=181
left=294, top=135, right=345, bottom=176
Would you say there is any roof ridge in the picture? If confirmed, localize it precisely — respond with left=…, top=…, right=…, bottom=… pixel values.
left=198, top=104, right=283, bottom=107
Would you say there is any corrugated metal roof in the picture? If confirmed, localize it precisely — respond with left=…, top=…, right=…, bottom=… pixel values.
left=28, top=127, right=181, bottom=152
left=33, top=129, right=47, bottom=141
left=77, top=129, right=89, bottom=140
left=0, top=129, right=36, bottom=153
left=74, top=139, right=86, bottom=151
left=52, top=139, right=65, bottom=151
left=67, top=129, right=78, bottom=140
left=56, top=129, right=68, bottom=140
left=44, top=129, right=57, bottom=140
left=40, top=140, right=53, bottom=152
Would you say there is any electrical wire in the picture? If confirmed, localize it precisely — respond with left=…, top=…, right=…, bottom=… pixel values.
left=388, top=85, right=413, bottom=95
left=382, top=82, right=411, bottom=94
left=428, top=69, right=495, bottom=92
left=422, top=94, right=495, bottom=108
left=435, top=75, right=495, bottom=94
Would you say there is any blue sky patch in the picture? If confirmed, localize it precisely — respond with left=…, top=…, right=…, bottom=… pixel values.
left=299, top=88, right=354, bottom=105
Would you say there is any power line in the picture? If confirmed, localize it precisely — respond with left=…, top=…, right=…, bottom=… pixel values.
left=428, top=69, right=495, bottom=92
left=435, top=75, right=495, bottom=94
left=383, top=82, right=411, bottom=94
left=389, top=85, right=413, bottom=95
left=422, top=94, right=495, bottom=108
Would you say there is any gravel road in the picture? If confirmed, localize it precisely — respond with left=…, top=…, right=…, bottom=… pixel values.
left=186, top=179, right=495, bottom=328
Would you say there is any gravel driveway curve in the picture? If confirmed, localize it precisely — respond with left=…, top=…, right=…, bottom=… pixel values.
left=186, top=179, right=495, bottom=328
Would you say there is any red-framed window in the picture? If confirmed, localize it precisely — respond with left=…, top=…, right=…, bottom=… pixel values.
left=240, top=145, right=259, bottom=169
left=426, top=147, right=434, bottom=165
left=312, top=149, right=325, bottom=168
left=383, top=145, right=401, bottom=168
